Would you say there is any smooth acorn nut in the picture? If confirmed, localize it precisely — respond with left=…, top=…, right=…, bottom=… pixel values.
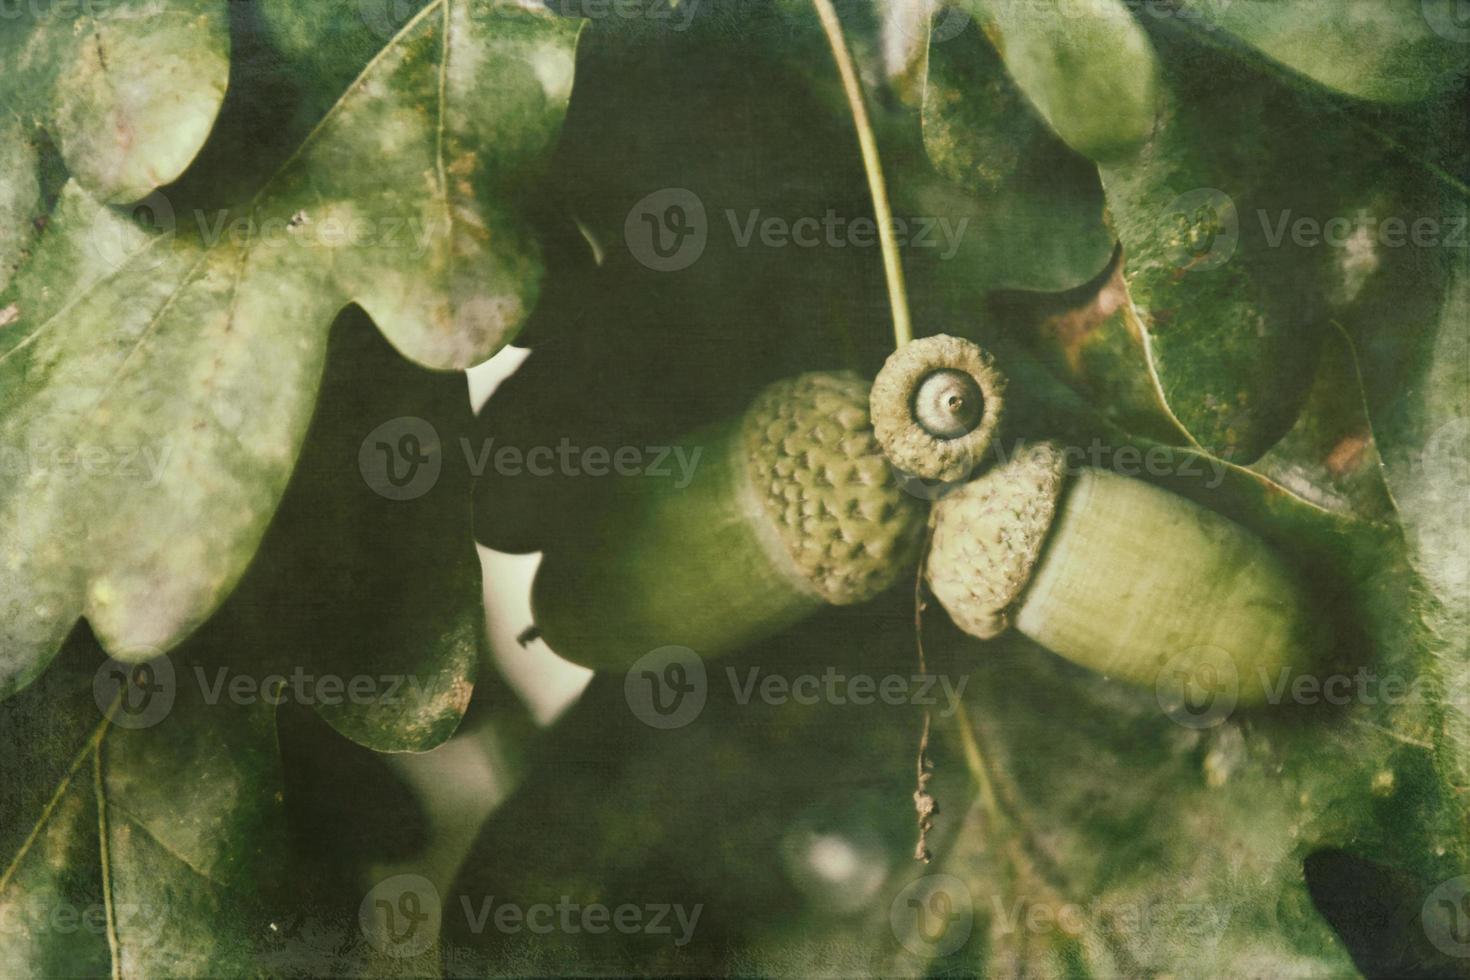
left=532, top=372, right=926, bottom=671
left=926, top=442, right=1325, bottom=701
left=870, top=334, right=1006, bottom=484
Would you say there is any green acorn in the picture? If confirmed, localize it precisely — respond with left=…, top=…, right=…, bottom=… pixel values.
left=532, top=372, right=927, bottom=671
left=925, top=441, right=1326, bottom=701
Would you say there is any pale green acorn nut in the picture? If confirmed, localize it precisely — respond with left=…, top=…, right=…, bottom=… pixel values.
left=532, top=372, right=925, bottom=671
left=870, top=334, right=1007, bottom=484
left=926, top=442, right=1325, bottom=702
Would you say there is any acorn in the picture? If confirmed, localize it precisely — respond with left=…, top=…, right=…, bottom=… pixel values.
left=924, top=441, right=1326, bottom=701
left=870, top=334, right=1008, bottom=486
left=531, top=371, right=930, bottom=671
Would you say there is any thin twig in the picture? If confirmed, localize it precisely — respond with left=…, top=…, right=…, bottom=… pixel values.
left=811, top=0, right=914, bottom=349
left=912, top=520, right=936, bottom=862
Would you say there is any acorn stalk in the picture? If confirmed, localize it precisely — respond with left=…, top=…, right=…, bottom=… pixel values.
left=533, top=372, right=926, bottom=671
left=925, top=442, right=1325, bottom=699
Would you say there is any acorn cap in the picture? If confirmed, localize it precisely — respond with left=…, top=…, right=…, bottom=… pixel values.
left=741, top=372, right=924, bottom=604
left=870, top=335, right=1007, bottom=484
left=925, top=441, right=1067, bottom=639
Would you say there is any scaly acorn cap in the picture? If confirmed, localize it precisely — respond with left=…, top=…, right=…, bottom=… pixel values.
left=531, top=371, right=925, bottom=672
left=925, top=442, right=1068, bottom=638
left=870, top=335, right=1007, bottom=484
left=741, top=371, right=925, bottom=603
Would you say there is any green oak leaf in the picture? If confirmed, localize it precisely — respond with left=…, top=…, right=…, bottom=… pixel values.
left=1095, top=29, right=1366, bottom=462
left=954, top=0, right=1160, bottom=163
left=1007, top=272, right=1399, bottom=526
left=1008, top=19, right=1466, bottom=471
left=200, top=307, right=482, bottom=753
left=1330, top=181, right=1469, bottom=808
left=0, top=0, right=229, bottom=205
left=0, top=303, right=490, bottom=967
left=1178, top=0, right=1470, bottom=104
left=0, top=0, right=228, bottom=291
left=0, top=627, right=286, bottom=978
left=0, top=0, right=581, bottom=697
left=910, top=14, right=1115, bottom=296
